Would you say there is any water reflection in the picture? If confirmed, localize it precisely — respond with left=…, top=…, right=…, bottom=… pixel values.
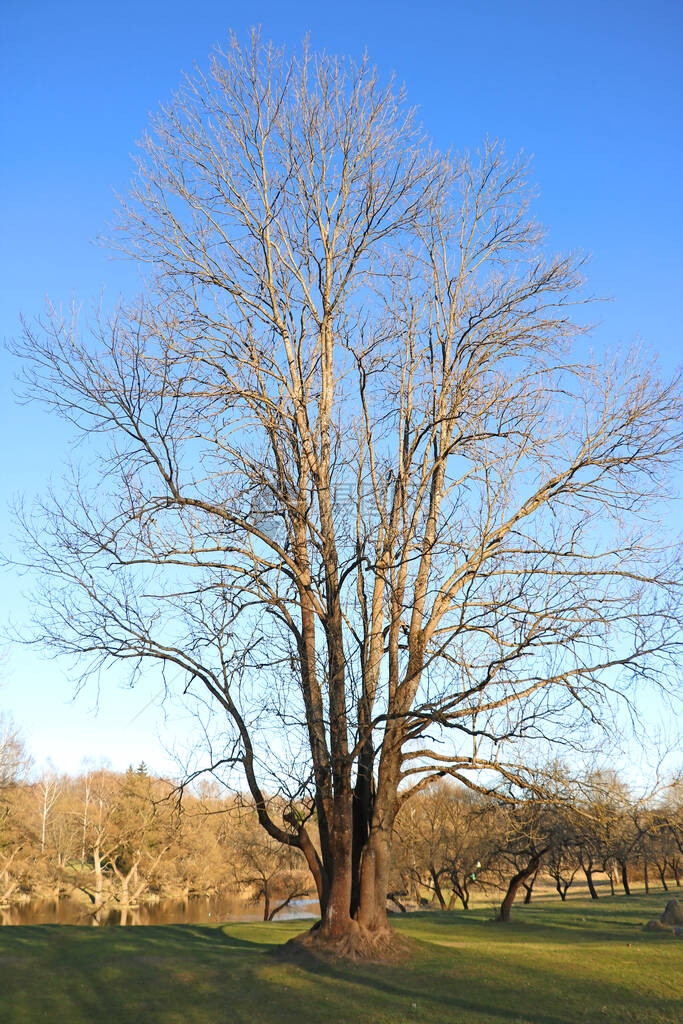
left=0, top=895, right=318, bottom=927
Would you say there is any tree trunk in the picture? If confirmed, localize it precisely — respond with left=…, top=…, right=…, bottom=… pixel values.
left=350, top=744, right=373, bottom=917
left=605, top=862, right=615, bottom=895
left=291, top=734, right=402, bottom=957
left=619, top=860, right=630, bottom=896
left=301, top=813, right=397, bottom=955
left=91, top=845, right=104, bottom=926
left=429, top=867, right=447, bottom=911
left=583, top=864, right=599, bottom=900
left=657, top=865, right=669, bottom=891
left=317, top=813, right=355, bottom=940
left=386, top=892, right=407, bottom=913
left=269, top=891, right=310, bottom=921
left=297, top=827, right=328, bottom=916
left=522, top=867, right=538, bottom=904
left=499, top=855, right=542, bottom=922
left=643, top=860, right=649, bottom=894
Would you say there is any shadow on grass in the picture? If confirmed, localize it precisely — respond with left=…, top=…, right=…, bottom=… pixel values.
left=391, top=894, right=678, bottom=945
left=0, top=899, right=680, bottom=1024
left=277, top=913, right=681, bottom=1024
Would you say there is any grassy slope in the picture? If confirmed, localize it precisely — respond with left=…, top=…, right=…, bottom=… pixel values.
left=0, top=893, right=680, bottom=1024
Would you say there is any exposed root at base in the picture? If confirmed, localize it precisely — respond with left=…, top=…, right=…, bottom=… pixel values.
left=272, top=921, right=419, bottom=964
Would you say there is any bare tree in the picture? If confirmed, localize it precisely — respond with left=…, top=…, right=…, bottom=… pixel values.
left=34, top=767, right=62, bottom=856
left=661, top=775, right=683, bottom=887
left=228, top=811, right=310, bottom=921
left=393, top=782, right=493, bottom=911
left=0, top=715, right=29, bottom=791
left=11, top=34, right=682, bottom=956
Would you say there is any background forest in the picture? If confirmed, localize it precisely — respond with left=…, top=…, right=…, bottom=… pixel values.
left=2, top=716, right=680, bottom=926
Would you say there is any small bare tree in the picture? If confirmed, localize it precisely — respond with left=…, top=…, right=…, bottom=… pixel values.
left=228, top=811, right=310, bottom=921
left=11, top=34, right=682, bottom=956
left=0, top=715, right=29, bottom=791
left=34, top=768, right=62, bottom=856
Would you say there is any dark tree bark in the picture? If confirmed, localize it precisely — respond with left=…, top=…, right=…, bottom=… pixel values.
left=582, top=862, right=599, bottom=900
left=499, top=854, right=544, bottom=922
left=449, top=873, right=471, bottom=910
left=268, top=891, right=310, bottom=922
left=556, top=880, right=569, bottom=901
left=522, top=868, right=539, bottom=904
left=429, top=866, right=448, bottom=911
left=603, top=860, right=616, bottom=895
left=619, top=859, right=631, bottom=896
left=386, top=892, right=407, bottom=913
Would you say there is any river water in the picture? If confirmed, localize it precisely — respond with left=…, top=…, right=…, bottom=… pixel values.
left=0, top=895, right=319, bottom=926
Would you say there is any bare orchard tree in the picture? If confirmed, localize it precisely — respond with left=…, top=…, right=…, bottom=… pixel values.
left=11, top=35, right=682, bottom=956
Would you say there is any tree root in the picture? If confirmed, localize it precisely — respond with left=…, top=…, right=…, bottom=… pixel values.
left=273, top=920, right=419, bottom=964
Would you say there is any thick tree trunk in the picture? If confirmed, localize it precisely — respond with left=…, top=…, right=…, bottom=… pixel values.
left=318, top=827, right=354, bottom=939
left=299, top=841, right=396, bottom=957
left=499, top=855, right=542, bottom=922
left=290, top=719, right=405, bottom=958
left=296, top=776, right=400, bottom=957
left=350, top=745, right=373, bottom=917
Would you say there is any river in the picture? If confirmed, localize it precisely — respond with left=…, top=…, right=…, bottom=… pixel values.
left=0, top=895, right=319, bottom=926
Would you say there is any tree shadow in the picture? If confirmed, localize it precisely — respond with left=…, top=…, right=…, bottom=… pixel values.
left=0, top=912, right=680, bottom=1024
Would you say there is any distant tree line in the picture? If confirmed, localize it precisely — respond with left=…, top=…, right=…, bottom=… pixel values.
left=1, top=717, right=680, bottom=925
left=0, top=723, right=309, bottom=923
left=390, top=772, right=683, bottom=920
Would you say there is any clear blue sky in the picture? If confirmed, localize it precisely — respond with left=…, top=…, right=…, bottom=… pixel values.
left=1, top=0, right=681, bottom=777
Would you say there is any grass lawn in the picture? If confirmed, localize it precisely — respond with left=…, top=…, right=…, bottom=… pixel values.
left=0, top=892, right=680, bottom=1023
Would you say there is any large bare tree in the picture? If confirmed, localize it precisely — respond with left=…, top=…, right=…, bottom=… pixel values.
left=12, top=35, right=682, bottom=955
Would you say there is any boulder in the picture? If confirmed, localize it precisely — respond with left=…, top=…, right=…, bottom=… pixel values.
left=644, top=919, right=671, bottom=932
left=674, top=926, right=683, bottom=937
left=660, top=900, right=683, bottom=925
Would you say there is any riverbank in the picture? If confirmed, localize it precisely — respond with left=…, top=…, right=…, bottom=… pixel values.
left=0, top=893, right=680, bottom=1023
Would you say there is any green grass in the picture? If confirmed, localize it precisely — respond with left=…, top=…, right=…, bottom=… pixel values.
left=0, top=893, right=680, bottom=1023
